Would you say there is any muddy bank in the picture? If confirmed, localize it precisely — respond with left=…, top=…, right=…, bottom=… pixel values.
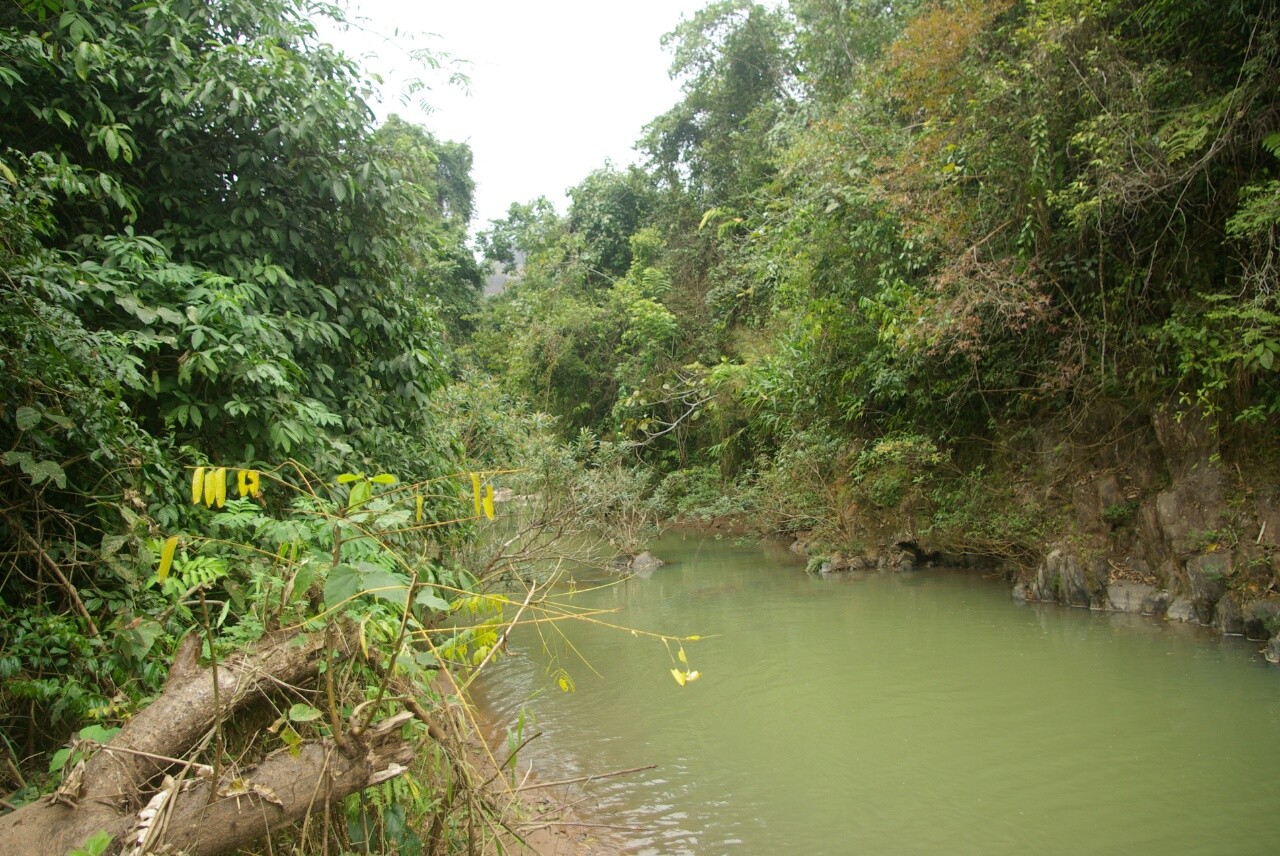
left=467, top=702, right=632, bottom=856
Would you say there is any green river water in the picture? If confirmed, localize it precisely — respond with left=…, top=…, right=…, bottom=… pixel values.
left=474, top=532, right=1280, bottom=855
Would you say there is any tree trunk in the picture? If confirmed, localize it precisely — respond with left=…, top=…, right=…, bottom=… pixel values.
left=0, top=628, right=417, bottom=856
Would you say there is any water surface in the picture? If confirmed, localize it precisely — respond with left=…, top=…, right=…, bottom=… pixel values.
left=475, top=533, right=1280, bottom=854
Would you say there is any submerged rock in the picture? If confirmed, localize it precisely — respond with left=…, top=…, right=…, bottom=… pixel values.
left=608, top=551, right=666, bottom=577
left=815, top=552, right=872, bottom=575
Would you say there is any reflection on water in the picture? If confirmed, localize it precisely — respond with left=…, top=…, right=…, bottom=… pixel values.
left=474, top=533, right=1280, bottom=855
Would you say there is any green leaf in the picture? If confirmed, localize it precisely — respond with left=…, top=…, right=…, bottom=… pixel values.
left=101, top=534, right=129, bottom=558
left=34, top=460, right=67, bottom=488
left=347, top=480, right=372, bottom=510
left=415, top=589, right=450, bottom=612
left=323, top=563, right=362, bottom=607
left=369, top=473, right=397, bottom=485
left=68, top=831, right=113, bottom=856
left=288, top=703, right=324, bottom=722
left=15, top=406, right=40, bottom=430
left=123, top=620, right=163, bottom=661
left=104, top=128, right=119, bottom=161
left=363, top=568, right=408, bottom=606
left=336, top=473, right=363, bottom=484
left=2, top=450, right=68, bottom=489
left=79, top=724, right=120, bottom=743
left=49, top=747, right=71, bottom=774
left=289, top=562, right=317, bottom=604
left=1263, top=131, right=1280, bottom=159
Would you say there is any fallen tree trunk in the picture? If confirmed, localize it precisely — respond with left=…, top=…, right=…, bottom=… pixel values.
left=0, top=628, right=418, bottom=856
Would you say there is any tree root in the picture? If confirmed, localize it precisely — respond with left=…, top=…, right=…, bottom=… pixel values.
left=0, top=627, right=418, bottom=856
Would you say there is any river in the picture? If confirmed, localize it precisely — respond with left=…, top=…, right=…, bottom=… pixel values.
left=474, top=532, right=1280, bottom=855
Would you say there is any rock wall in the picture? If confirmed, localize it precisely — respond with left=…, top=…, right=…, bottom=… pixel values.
left=1012, top=409, right=1280, bottom=663
left=796, top=407, right=1280, bottom=664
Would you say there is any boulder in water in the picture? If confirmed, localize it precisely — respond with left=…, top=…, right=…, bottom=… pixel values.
left=630, top=551, right=666, bottom=574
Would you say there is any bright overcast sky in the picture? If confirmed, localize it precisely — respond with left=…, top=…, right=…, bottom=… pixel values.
left=325, top=0, right=713, bottom=230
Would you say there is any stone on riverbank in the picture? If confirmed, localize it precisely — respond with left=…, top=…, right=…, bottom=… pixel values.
left=1106, top=581, right=1165, bottom=614
left=1033, top=549, right=1107, bottom=607
left=1184, top=552, right=1230, bottom=622
left=1165, top=597, right=1198, bottom=623
left=1213, top=591, right=1245, bottom=636
left=1266, top=636, right=1280, bottom=665
left=1243, top=599, right=1280, bottom=641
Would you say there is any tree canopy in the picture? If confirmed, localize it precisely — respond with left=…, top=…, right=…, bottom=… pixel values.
left=476, top=0, right=1280, bottom=545
left=1, top=0, right=481, bottom=745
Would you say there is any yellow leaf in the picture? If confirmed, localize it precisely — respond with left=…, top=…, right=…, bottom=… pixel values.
left=203, top=467, right=217, bottom=506
left=280, top=725, right=302, bottom=757
left=191, top=467, right=205, bottom=505
left=404, top=772, right=422, bottom=801
left=415, top=495, right=424, bottom=523
left=214, top=468, right=227, bottom=508
left=685, top=635, right=701, bottom=641
left=685, top=670, right=701, bottom=682
left=470, top=472, right=482, bottom=518
left=670, top=668, right=687, bottom=687
left=677, top=647, right=687, bottom=665
left=483, top=485, right=495, bottom=521
left=157, top=536, right=178, bottom=582
left=237, top=469, right=261, bottom=498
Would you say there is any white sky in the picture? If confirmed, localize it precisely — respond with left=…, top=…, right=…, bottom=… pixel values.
left=326, top=1, right=712, bottom=230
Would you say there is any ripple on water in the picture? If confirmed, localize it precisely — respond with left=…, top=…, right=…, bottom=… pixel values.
left=477, top=533, right=1280, bottom=855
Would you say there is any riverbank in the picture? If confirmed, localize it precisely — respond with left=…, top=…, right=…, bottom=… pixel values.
left=466, top=699, right=631, bottom=855
left=694, top=407, right=1280, bottom=666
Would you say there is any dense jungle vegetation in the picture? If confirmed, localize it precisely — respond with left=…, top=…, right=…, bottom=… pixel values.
left=0, top=0, right=663, bottom=852
left=477, top=0, right=1280, bottom=559
left=2, top=0, right=1279, bottom=853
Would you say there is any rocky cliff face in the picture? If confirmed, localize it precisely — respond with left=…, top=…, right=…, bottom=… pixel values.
left=1012, top=409, right=1280, bottom=662
left=798, top=407, right=1280, bottom=663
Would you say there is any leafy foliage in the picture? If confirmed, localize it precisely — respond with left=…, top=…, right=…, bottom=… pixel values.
left=473, top=0, right=1280, bottom=568
left=0, top=0, right=480, bottom=786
